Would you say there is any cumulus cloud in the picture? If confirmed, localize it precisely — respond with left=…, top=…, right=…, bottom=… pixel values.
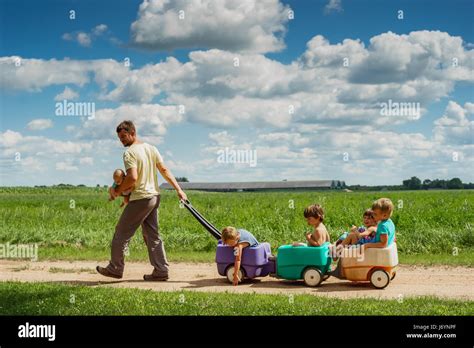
left=77, top=103, right=185, bottom=142
left=130, top=0, right=291, bottom=53
left=62, top=24, right=108, bottom=47
left=0, top=130, right=92, bottom=156
left=2, top=28, right=473, bottom=185
left=26, top=119, right=53, bottom=131
left=349, top=31, right=474, bottom=84
left=0, top=56, right=129, bottom=92
left=433, top=101, right=474, bottom=145
left=54, top=86, right=79, bottom=101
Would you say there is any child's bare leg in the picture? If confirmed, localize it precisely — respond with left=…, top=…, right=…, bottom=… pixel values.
left=120, top=195, right=130, bottom=208
left=341, top=233, right=358, bottom=246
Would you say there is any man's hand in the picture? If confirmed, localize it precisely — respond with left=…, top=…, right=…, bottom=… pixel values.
left=177, top=189, right=188, bottom=201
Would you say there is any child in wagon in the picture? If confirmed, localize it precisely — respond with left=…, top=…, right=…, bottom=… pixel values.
left=221, top=226, right=259, bottom=286
left=292, top=204, right=330, bottom=247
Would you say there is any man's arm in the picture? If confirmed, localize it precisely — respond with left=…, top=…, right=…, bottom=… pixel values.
left=156, top=162, right=187, bottom=201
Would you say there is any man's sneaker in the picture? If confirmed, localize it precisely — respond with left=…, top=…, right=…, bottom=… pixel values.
left=96, top=266, right=122, bottom=279
left=143, top=274, right=169, bottom=281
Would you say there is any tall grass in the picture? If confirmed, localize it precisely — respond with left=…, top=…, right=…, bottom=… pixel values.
left=0, top=187, right=472, bottom=257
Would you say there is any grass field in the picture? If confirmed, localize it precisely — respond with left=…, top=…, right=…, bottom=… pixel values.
left=0, top=281, right=472, bottom=316
left=0, top=187, right=472, bottom=265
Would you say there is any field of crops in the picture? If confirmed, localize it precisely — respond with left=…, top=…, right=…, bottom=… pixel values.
left=0, top=187, right=472, bottom=261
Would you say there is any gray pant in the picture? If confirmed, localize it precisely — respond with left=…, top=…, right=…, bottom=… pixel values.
left=107, top=195, right=169, bottom=277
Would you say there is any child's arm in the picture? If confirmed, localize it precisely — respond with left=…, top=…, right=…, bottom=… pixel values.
left=363, top=234, right=388, bottom=249
left=306, top=228, right=324, bottom=246
left=358, top=226, right=376, bottom=237
left=232, top=242, right=249, bottom=286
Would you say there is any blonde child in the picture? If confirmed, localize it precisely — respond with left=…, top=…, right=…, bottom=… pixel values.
left=363, top=198, right=396, bottom=250
left=221, top=226, right=259, bottom=286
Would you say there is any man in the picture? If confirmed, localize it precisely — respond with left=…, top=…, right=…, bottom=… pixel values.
left=96, top=120, right=187, bottom=281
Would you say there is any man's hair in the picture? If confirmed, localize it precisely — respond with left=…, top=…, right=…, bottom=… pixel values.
left=221, top=226, right=239, bottom=243
left=371, top=198, right=394, bottom=216
left=116, top=120, right=136, bottom=134
left=363, top=209, right=375, bottom=219
left=304, top=204, right=324, bottom=222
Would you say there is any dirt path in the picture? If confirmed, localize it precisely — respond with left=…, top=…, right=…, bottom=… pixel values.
left=1, top=260, right=473, bottom=300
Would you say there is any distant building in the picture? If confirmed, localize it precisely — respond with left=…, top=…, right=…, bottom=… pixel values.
left=159, top=180, right=346, bottom=192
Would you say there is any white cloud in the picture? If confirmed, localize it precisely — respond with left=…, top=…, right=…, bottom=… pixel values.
left=0, top=130, right=92, bottom=156
left=55, top=86, right=79, bottom=101
left=56, top=161, right=79, bottom=171
left=26, top=119, right=53, bottom=131
left=324, top=0, right=343, bottom=14
left=62, top=24, right=108, bottom=47
left=77, top=103, right=185, bottom=141
left=0, top=56, right=129, bottom=91
left=79, top=157, right=94, bottom=165
left=433, top=101, right=474, bottom=145
left=92, top=24, right=108, bottom=36
left=1, top=130, right=23, bottom=147
left=130, top=0, right=290, bottom=53
left=349, top=31, right=474, bottom=84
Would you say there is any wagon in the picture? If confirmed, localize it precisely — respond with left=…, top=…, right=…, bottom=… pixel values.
left=275, top=242, right=332, bottom=286
left=215, top=241, right=275, bottom=283
left=334, top=242, right=399, bottom=289
left=183, top=200, right=332, bottom=286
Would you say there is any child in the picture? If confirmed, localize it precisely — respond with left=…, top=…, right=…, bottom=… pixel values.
left=293, top=204, right=330, bottom=247
left=336, top=209, right=377, bottom=246
left=221, top=226, right=259, bottom=286
left=362, top=198, right=396, bottom=250
left=109, top=169, right=132, bottom=208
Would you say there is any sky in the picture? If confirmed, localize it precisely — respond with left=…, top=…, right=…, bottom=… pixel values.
left=0, top=0, right=473, bottom=186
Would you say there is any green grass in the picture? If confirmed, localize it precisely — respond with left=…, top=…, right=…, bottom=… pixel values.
left=0, top=281, right=472, bottom=316
left=0, top=187, right=473, bottom=265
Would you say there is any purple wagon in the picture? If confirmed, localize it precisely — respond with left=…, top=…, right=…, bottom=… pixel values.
left=216, top=241, right=276, bottom=282
left=182, top=199, right=275, bottom=283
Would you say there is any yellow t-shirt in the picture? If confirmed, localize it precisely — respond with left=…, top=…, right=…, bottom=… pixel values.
left=123, top=143, right=163, bottom=201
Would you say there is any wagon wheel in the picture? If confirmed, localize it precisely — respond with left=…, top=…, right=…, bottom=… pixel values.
left=303, top=267, right=323, bottom=287
left=323, top=274, right=330, bottom=281
left=370, top=269, right=390, bottom=289
left=391, top=271, right=396, bottom=281
left=226, top=266, right=244, bottom=284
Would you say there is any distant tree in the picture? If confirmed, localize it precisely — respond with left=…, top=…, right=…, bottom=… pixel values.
left=175, top=177, right=189, bottom=182
left=447, top=178, right=463, bottom=189
left=402, top=176, right=422, bottom=190
left=422, top=179, right=432, bottom=189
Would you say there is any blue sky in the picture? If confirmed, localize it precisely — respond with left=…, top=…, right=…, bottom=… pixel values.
left=1, top=0, right=473, bottom=186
